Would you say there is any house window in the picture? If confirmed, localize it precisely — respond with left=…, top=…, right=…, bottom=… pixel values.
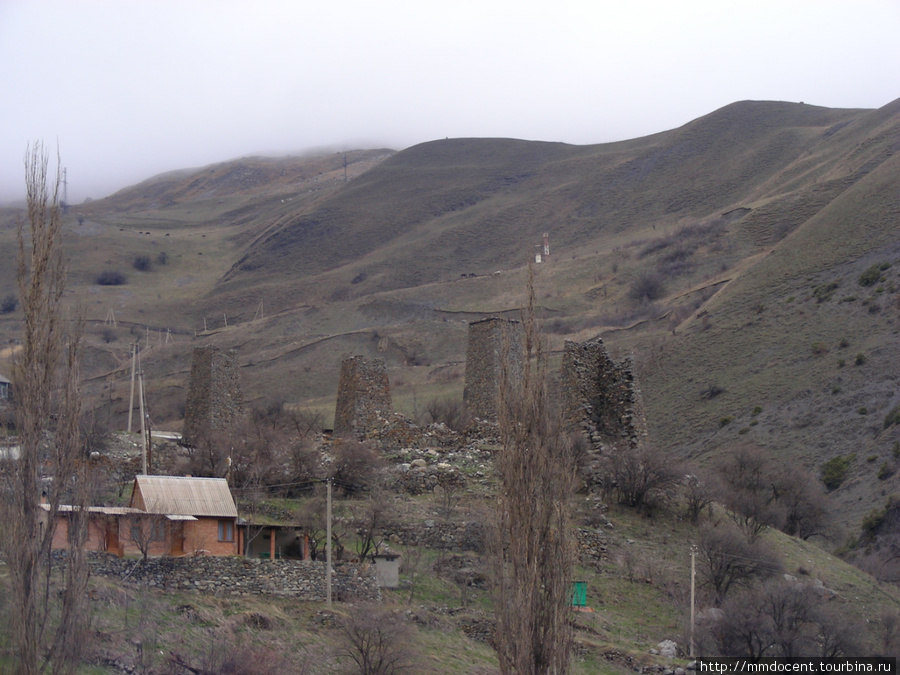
left=218, top=519, right=234, bottom=542
left=131, top=518, right=166, bottom=542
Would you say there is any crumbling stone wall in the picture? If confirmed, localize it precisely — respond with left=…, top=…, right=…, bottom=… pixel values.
left=463, top=318, right=523, bottom=421
left=182, top=345, right=243, bottom=447
left=334, top=356, right=391, bottom=437
left=561, top=337, right=647, bottom=452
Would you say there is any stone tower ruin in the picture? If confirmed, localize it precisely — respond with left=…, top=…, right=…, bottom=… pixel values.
left=334, top=356, right=392, bottom=437
left=463, top=317, right=524, bottom=421
left=182, top=345, right=244, bottom=447
left=561, top=337, right=647, bottom=451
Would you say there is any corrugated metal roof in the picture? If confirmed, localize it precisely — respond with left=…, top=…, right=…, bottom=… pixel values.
left=40, top=504, right=140, bottom=515
left=132, top=475, right=238, bottom=518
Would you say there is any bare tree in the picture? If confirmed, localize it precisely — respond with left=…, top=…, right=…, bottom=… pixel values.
left=606, top=444, right=678, bottom=509
left=697, top=522, right=781, bottom=604
left=338, top=606, right=417, bottom=674
left=128, top=512, right=169, bottom=561
left=717, top=444, right=780, bottom=540
left=682, top=470, right=717, bottom=524
left=296, top=488, right=352, bottom=561
left=491, top=267, right=576, bottom=675
left=354, top=489, right=389, bottom=561
left=330, top=440, right=383, bottom=496
left=709, top=579, right=863, bottom=658
left=771, top=465, right=830, bottom=540
left=0, top=142, right=91, bottom=674
left=712, top=585, right=777, bottom=658
left=434, top=469, right=466, bottom=521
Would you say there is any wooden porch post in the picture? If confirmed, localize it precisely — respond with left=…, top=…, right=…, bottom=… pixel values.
left=269, top=528, right=276, bottom=560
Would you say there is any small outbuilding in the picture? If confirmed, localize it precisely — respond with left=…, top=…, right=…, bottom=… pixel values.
left=371, top=552, right=401, bottom=589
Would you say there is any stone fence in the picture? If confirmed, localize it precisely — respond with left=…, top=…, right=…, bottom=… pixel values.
left=382, top=519, right=485, bottom=553
left=56, top=552, right=379, bottom=602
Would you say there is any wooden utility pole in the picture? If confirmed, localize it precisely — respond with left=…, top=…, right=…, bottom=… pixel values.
left=690, top=545, right=697, bottom=658
left=128, top=344, right=137, bottom=433
left=138, top=362, right=147, bottom=475
left=326, top=478, right=333, bottom=609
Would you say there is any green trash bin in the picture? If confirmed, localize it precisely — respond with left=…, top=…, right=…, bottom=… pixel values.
left=571, top=581, right=587, bottom=607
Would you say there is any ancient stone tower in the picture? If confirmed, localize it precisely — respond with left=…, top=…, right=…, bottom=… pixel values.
left=334, top=356, right=392, bottom=437
left=182, top=345, right=244, bottom=447
left=560, top=337, right=648, bottom=451
left=463, top=317, right=524, bottom=421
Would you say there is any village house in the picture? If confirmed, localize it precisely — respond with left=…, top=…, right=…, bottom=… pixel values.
left=45, top=475, right=241, bottom=558
left=127, top=475, right=240, bottom=556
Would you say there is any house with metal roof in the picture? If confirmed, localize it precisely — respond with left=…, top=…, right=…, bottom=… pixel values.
left=126, top=475, right=240, bottom=557
left=44, top=475, right=242, bottom=558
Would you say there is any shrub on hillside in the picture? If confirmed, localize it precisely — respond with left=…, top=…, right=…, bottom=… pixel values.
left=96, top=269, right=126, bottom=286
left=425, top=397, right=470, bottom=433
left=0, top=293, right=17, bottom=314
left=821, top=453, right=855, bottom=490
left=859, top=263, right=890, bottom=287
left=884, top=405, right=900, bottom=429
left=132, top=254, right=152, bottom=271
left=810, top=342, right=828, bottom=355
left=629, top=272, right=667, bottom=302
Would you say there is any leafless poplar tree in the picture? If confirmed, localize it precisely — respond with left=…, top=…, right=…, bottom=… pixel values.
left=0, top=143, right=90, bottom=674
left=490, top=267, right=576, bottom=675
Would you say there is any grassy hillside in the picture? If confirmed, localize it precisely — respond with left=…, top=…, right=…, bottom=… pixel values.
left=0, top=98, right=898, bottom=536
left=2, top=98, right=900, bottom=670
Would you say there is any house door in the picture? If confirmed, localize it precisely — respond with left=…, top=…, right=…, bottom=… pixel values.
left=105, top=517, right=119, bottom=553
left=169, top=522, right=185, bottom=556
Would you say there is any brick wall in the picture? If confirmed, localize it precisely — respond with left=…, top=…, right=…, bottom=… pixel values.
left=182, top=345, right=244, bottom=447
left=117, top=516, right=239, bottom=557
left=333, top=356, right=391, bottom=437
left=48, top=514, right=109, bottom=552
left=463, top=318, right=523, bottom=421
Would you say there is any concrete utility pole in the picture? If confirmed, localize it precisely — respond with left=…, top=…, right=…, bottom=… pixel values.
left=326, top=477, right=333, bottom=609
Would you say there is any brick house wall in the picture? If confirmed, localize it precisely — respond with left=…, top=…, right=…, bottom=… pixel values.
left=116, top=516, right=239, bottom=557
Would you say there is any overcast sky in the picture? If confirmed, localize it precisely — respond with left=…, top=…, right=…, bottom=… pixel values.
left=1, top=0, right=898, bottom=204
